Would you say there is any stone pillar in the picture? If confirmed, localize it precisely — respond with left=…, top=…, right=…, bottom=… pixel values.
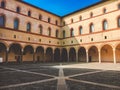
left=86, top=49, right=89, bottom=63
left=113, top=48, right=116, bottom=64
left=98, top=49, right=101, bottom=63
left=76, top=50, right=78, bottom=62
left=67, top=50, right=69, bottom=62
left=52, top=50, right=54, bottom=62
left=21, top=49, right=23, bottom=63
left=5, top=48, right=9, bottom=63
left=44, top=50, right=46, bottom=63
left=33, top=49, right=35, bottom=62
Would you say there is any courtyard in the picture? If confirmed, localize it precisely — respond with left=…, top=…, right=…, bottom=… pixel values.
left=0, top=62, right=120, bottom=90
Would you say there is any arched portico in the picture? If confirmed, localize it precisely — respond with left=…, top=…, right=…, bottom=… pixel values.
left=8, top=43, right=22, bottom=62
left=78, top=47, right=86, bottom=62
left=45, top=47, right=53, bottom=62
left=88, top=46, right=99, bottom=62
left=116, top=44, right=120, bottom=63
left=101, top=44, right=113, bottom=62
left=69, top=47, right=76, bottom=62
left=61, top=48, right=68, bottom=62
left=36, top=46, right=44, bottom=62
left=54, top=48, right=60, bottom=62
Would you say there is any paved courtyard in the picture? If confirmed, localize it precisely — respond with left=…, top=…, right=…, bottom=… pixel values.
left=0, top=62, right=120, bottom=90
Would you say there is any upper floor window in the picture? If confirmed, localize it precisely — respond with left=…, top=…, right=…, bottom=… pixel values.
left=63, top=21, right=65, bottom=26
left=1, top=1, right=5, bottom=8
left=28, top=10, right=31, bottom=17
left=118, top=3, right=120, bottom=9
left=103, top=20, right=108, bottom=30
left=118, top=17, right=120, bottom=27
left=55, top=20, right=58, bottom=25
left=70, top=28, right=74, bottom=37
left=79, top=26, right=82, bottom=35
left=71, top=18, right=73, bottom=23
left=14, top=18, right=19, bottom=30
left=39, top=14, right=42, bottom=20
left=90, top=12, right=93, bottom=17
left=79, top=16, right=82, bottom=21
left=103, top=8, right=107, bottom=13
left=16, top=6, right=20, bottom=13
left=90, top=23, right=94, bottom=33
left=48, top=17, right=50, bottom=23
left=39, top=25, right=43, bottom=34
left=56, top=29, right=58, bottom=38
left=27, top=23, right=31, bottom=32
left=63, top=30, right=65, bottom=38
left=48, top=27, right=51, bottom=36
left=0, top=15, right=5, bottom=27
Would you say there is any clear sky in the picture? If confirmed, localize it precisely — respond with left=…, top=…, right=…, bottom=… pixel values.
left=23, top=0, right=101, bottom=17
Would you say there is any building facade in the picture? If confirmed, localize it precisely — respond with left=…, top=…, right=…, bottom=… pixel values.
left=0, top=0, right=120, bottom=63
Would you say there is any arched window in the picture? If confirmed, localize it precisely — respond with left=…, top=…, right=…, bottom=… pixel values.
left=39, top=25, right=42, bottom=34
left=70, top=28, right=74, bottom=37
left=63, top=21, right=65, bottom=26
left=118, top=3, right=120, bottom=9
left=16, top=6, right=20, bottom=13
left=103, top=8, right=107, bottom=13
left=48, top=27, right=51, bottom=36
left=79, top=26, right=82, bottom=35
left=63, top=30, right=65, bottom=38
left=14, top=18, right=19, bottom=30
left=90, top=23, right=94, bottom=33
left=71, top=18, right=73, bottom=23
left=55, top=20, right=58, bottom=25
left=0, top=15, right=5, bottom=27
left=27, top=23, right=31, bottom=32
left=56, top=29, right=58, bottom=38
left=48, top=17, right=50, bottom=23
left=103, top=20, right=108, bottom=30
left=90, top=12, right=93, bottom=17
left=39, top=14, right=42, bottom=20
left=1, top=1, right=5, bottom=8
left=118, top=17, right=120, bottom=27
left=79, top=16, right=82, bottom=21
left=28, top=10, right=31, bottom=16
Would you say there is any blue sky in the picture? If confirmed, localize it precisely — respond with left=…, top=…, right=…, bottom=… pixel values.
left=23, top=0, right=101, bottom=17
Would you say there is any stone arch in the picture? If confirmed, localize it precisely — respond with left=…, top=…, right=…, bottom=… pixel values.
left=54, top=48, right=60, bottom=62
left=35, top=46, right=44, bottom=62
left=23, top=45, right=34, bottom=62
left=8, top=43, right=22, bottom=62
left=101, top=44, right=113, bottom=62
left=46, top=47, right=53, bottom=62
left=116, top=44, right=120, bottom=63
left=0, top=42, right=7, bottom=62
left=61, top=48, right=68, bottom=62
left=69, top=47, right=76, bottom=62
left=88, top=46, right=99, bottom=62
left=78, top=47, right=86, bottom=62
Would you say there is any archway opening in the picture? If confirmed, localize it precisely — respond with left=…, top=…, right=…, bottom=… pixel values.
left=36, top=46, right=44, bottom=62
left=9, top=43, right=22, bottom=62
left=88, top=46, right=98, bottom=62
left=23, top=45, right=34, bottom=62
left=46, top=47, right=53, bottom=62
left=69, top=48, right=76, bottom=62
left=54, top=48, right=60, bottom=62
left=0, top=42, right=7, bottom=62
left=78, top=47, right=86, bottom=62
left=116, top=44, right=120, bottom=63
left=101, top=45, right=113, bottom=62
left=61, top=48, right=68, bottom=62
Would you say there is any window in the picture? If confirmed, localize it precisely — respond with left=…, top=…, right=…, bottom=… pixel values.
left=56, top=29, right=58, bottom=38
left=118, top=17, right=120, bottom=27
left=1, top=1, right=5, bottom=8
left=118, top=3, right=120, bottom=9
left=63, top=21, right=65, bottom=26
left=27, top=23, right=31, bottom=32
left=55, top=20, right=58, bottom=25
left=48, top=27, right=51, bottom=36
left=103, top=8, right=107, bottom=13
left=63, top=30, right=65, bottom=38
left=39, top=14, right=42, bottom=20
left=14, top=18, right=19, bottom=30
left=103, top=20, right=108, bottom=30
left=70, top=28, right=74, bottom=37
left=79, top=16, right=82, bottom=21
left=90, top=12, right=93, bottom=17
left=28, top=10, right=31, bottom=16
left=39, top=25, right=42, bottom=34
left=71, top=18, right=73, bottom=23
left=79, top=26, right=82, bottom=35
left=90, top=23, right=94, bottom=33
left=0, top=15, right=5, bottom=27
left=16, top=6, right=20, bottom=13
left=48, top=17, right=50, bottom=23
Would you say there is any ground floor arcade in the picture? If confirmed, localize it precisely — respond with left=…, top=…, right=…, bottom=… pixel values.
left=0, top=41, right=120, bottom=63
